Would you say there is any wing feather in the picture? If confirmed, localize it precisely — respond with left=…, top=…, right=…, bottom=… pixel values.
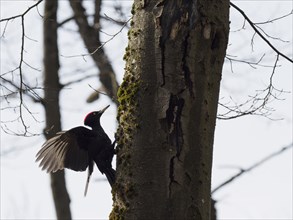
left=36, top=127, right=92, bottom=173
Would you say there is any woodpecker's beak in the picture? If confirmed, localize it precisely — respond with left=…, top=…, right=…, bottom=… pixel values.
left=100, top=105, right=110, bottom=114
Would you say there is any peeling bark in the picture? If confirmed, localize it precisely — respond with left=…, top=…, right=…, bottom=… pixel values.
left=112, top=1, right=229, bottom=219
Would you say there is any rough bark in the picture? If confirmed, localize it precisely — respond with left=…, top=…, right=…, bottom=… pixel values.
left=112, top=1, right=229, bottom=220
left=211, top=199, right=217, bottom=220
left=43, top=0, right=72, bottom=219
left=69, top=0, right=119, bottom=104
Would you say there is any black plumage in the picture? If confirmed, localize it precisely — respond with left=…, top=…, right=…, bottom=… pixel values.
left=36, top=105, right=115, bottom=196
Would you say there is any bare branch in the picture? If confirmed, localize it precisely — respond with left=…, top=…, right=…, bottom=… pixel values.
left=1, top=20, right=9, bottom=37
left=254, top=10, right=293, bottom=25
left=61, top=74, right=96, bottom=88
left=0, top=0, right=43, bottom=23
left=0, top=0, right=44, bottom=135
left=0, top=76, right=43, bottom=103
left=103, top=14, right=130, bottom=27
left=58, top=14, right=129, bottom=28
left=57, top=15, right=75, bottom=27
left=60, top=17, right=130, bottom=59
left=68, top=0, right=123, bottom=105
left=212, top=143, right=293, bottom=194
left=88, top=84, right=115, bottom=100
left=19, top=15, right=27, bottom=134
left=218, top=54, right=285, bottom=120
left=230, top=2, right=293, bottom=63
left=256, top=24, right=289, bottom=43
left=94, top=0, right=102, bottom=29
left=0, top=123, right=41, bottom=137
left=225, top=53, right=278, bottom=69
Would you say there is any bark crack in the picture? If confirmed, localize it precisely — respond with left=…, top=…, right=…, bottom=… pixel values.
left=182, top=33, right=194, bottom=98
left=166, top=94, right=185, bottom=156
left=159, top=36, right=166, bottom=87
left=166, top=94, right=184, bottom=197
left=168, top=155, right=178, bottom=197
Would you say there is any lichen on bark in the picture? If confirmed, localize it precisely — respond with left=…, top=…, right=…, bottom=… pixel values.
left=110, top=3, right=143, bottom=219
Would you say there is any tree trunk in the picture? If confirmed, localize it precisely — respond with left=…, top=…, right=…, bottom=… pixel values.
left=111, top=1, right=229, bottom=219
left=43, top=0, right=72, bottom=219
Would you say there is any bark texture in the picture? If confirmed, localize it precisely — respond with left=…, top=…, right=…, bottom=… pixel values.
left=43, top=0, right=72, bottom=219
left=112, top=0, right=229, bottom=219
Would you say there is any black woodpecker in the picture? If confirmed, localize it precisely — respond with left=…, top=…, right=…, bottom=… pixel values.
left=36, top=105, right=115, bottom=196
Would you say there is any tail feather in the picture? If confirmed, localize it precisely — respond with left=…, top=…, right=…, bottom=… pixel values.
left=104, top=167, right=116, bottom=186
left=84, top=161, right=94, bottom=197
left=84, top=172, right=91, bottom=197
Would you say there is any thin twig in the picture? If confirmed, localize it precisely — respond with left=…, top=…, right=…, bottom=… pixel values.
left=230, top=2, right=292, bottom=63
left=0, top=0, right=44, bottom=135
left=254, top=10, right=293, bottom=25
left=0, top=0, right=43, bottom=23
left=60, top=17, right=131, bottom=59
left=218, top=54, right=283, bottom=120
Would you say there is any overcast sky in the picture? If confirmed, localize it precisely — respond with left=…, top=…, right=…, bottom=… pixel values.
left=1, top=1, right=292, bottom=219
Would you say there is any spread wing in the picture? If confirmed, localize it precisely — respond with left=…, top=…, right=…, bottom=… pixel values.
left=36, top=126, right=94, bottom=173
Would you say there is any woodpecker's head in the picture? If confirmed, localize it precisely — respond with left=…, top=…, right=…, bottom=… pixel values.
left=84, top=105, right=110, bottom=128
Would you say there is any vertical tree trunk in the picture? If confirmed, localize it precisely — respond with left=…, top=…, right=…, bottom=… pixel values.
left=112, top=1, right=229, bottom=219
left=43, top=0, right=72, bottom=219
